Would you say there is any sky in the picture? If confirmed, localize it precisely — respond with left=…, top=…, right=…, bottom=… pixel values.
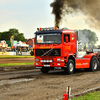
left=0, top=0, right=100, bottom=45
left=0, top=0, right=54, bottom=38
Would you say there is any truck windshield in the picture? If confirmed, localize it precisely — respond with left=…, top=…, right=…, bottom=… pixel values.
left=35, top=32, right=62, bottom=44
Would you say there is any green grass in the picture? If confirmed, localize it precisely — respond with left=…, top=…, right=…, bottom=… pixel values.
left=72, top=91, right=100, bottom=100
left=0, top=62, right=34, bottom=67
left=0, top=55, right=34, bottom=59
left=0, top=55, right=34, bottom=67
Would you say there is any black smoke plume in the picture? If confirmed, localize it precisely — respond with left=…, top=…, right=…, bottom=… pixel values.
left=50, top=0, right=100, bottom=28
left=50, top=0, right=65, bottom=27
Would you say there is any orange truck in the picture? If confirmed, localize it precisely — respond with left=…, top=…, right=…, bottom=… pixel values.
left=34, top=27, right=100, bottom=74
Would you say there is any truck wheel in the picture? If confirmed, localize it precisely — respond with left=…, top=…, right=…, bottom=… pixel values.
left=90, top=57, right=98, bottom=71
left=41, top=68, right=49, bottom=73
left=64, top=59, right=75, bottom=75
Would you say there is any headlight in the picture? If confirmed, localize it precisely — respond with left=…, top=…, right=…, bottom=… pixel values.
left=35, top=58, right=39, bottom=61
left=40, top=60, right=43, bottom=62
left=57, top=63, right=60, bottom=66
left=36, top=63, right=38, bottom=65
left=50, top=60, right=53, bottom=62
left=57, top=58, right=64, bottom=61
left=57, top=58, right=61, bottom=61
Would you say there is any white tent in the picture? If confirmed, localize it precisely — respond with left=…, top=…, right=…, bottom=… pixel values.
left=14, top=41, right=29, bottom=47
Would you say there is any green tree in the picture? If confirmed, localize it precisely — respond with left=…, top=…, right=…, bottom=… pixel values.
left=17, top=33, right=27, bottom=42
left=0, top=32, right=2, bottom=39
left=8, top=28, right=19, bottom=40
left=0, top=28, right=27, bottom=42
left=1, top=31, right=11, bottom=40
left=78, top=29, right=98, bottom=47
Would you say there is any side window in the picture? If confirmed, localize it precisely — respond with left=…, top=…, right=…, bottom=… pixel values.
left=64, top=34, right=70, bottom=42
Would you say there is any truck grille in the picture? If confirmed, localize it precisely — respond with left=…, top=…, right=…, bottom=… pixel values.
left=35, top=49, right=61, bottom=56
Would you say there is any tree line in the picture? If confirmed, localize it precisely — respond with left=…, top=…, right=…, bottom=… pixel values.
left=0, top=28, right=27, bottom=42
left=78, top=29, right=98, bottom=47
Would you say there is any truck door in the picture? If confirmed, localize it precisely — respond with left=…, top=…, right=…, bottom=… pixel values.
left=64, top=34, right=71, bottom=54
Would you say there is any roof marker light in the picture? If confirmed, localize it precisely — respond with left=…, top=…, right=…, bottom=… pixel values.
left=55, top=26, right=57, bottom=30
left=39, top=27, right=41, bottom=31
left=37, top=27, right=59, bottom=31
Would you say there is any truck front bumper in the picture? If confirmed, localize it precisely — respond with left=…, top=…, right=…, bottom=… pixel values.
left=35, top=67, right=62, bottom=69
left=35, top=57, right=65, bottom=68
left=35, top=62, right=65, bottom=67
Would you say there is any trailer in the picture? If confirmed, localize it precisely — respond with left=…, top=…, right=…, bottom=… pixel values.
left=34, top=27, right=100, bottom=74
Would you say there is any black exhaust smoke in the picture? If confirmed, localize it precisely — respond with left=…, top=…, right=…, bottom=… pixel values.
left=50, top=0, right=65, bottom=27
left=50, top=0, right=100, bottom=28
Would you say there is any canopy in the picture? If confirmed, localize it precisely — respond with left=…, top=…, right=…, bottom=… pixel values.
left=14, top=41, right=29, bottom=47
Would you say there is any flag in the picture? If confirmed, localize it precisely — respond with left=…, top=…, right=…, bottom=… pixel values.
left=10, top=35, right=14, bottom=46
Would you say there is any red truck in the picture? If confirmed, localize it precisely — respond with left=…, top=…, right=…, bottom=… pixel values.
left=34, top=27, right=100, bottom=74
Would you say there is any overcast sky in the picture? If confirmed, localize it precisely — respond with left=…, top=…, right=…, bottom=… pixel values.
left=0, top=0, right=54, bottom=38
left=0, top=0, right=100, bottom=45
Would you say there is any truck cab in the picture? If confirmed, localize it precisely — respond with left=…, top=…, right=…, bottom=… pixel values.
left=34, top=27, right=98, bottom=74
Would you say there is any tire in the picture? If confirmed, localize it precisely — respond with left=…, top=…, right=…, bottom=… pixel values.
left=90, top=57, right=98, bottom=71
left=64, top=59, right=75, bottom=75
left=41, top=68, right=50, bottom=73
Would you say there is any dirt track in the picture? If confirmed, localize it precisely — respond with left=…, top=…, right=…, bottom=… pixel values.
left=0, top=58, right=100, bottom=100
left=0, top=57, right=34, bottom=64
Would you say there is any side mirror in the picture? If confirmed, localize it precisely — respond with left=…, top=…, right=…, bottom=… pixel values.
left=65, top=36, right=68, bottom=43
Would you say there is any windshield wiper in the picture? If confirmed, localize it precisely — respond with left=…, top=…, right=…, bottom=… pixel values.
left=41, top=48, right=53, bottom=56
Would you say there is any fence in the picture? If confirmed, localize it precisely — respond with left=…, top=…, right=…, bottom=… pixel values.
left=56, top=86, right=100, bottom=100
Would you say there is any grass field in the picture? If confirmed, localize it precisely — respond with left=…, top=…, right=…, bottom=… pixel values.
left=72, top=91, right=100, bottom=100
left=0, top=62, right=34, bottom=67
left=0, top=55, right=34, bottom=59
left=0, top=55, right=34, bottom=66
